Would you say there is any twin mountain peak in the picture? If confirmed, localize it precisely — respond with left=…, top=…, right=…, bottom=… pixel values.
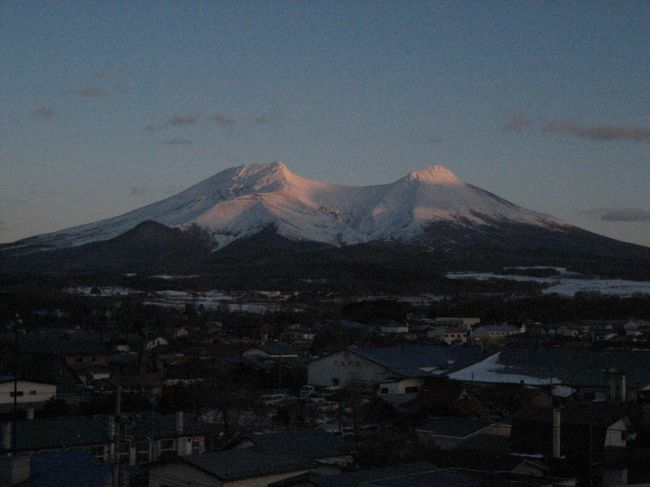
left=8, top=162, right=567, bottom=252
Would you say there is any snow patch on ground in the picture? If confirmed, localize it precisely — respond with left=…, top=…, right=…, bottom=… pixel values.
left=446, top=271, right=650, bottom=297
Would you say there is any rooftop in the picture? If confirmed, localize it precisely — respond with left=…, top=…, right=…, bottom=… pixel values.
left=449, top=348, right=650, bottom=387
left=244, top=429, right=352, bottom=459
left=182, top=449, right=316, bottom=481
left=415, top=417, right=496, bottom=439
left=344, top=345, right=488, bottom=378
left=271, top=462, right=437, bottom=487
left=5, top=411, right=209, bottom=452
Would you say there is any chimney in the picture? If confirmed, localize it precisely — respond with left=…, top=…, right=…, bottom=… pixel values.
left=552, top=408, right=561, bottom=459
left=108, top=416, right=116, bottom=461
left=175, top=411, right=184, bottom=435
left=1, top=423, right=11, bottom=451
left=619, top=374, right=626, bottom=403
left=25, top=408, right=34, bottom=421
left=128, top=443, right=136, bottom=466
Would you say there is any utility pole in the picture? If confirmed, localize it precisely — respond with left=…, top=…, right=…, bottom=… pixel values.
left=11, top=313, right=22, bottom=456
left=112, top=386, right=122, bottom=487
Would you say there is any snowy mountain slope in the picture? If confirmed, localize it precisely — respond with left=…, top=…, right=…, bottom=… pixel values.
left=3, top=162, right=568, bottom=254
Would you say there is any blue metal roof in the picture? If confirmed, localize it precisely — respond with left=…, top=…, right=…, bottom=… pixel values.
left=182, top=449, right=317, bottom=480
left=14, top=450, right=139, bottom=487
left=8, top=411, right=209, bottom=452
left=246, top=429, right=352, bottom=459
left=348, top=345, right=488, bottom=378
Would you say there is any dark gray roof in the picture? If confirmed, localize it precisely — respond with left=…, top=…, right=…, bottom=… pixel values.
left=365, top=468, right=571, bottom=487
left=182, top=449, right=316, bottom=481
left=473, top=324, right=519, bottom=332
left=251, top=342, right=297, bottom=356
left=514, top=403, right=628, bottom=426
left=245, top=429, right=352, bottom=459
left=415, top=417, right=495, bottom=438
left=453, top=434, right=511, bottom=454
left=14, top=450, right=138, bottom=487
left=108, top=352, right=139, bottom=365
left=7, top=412, right=209, bottom=452
left=348, top=345, right=488, bottom=378
left=485, top=348, right=650, bottom=387
left=272, top=462, right=436, bottom=487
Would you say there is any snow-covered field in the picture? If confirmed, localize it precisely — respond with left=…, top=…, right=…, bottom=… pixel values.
left=64, top=286, right=141, bottom=296
left=447, top=270, right=650, bottom=297
left=65, top=285, right=291, bottom=314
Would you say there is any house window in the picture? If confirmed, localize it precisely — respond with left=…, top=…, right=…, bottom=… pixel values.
left=136, top=440, right=150, bottom=463
left=29, top=390, right=37, bottom=395
left=159, top=439, right=175, bottom=460
left=10, top=391, right=23, bottom=397
left=380, top=387, right=389, bottom=394
left=89, top=445, right=106, bottom=461
left=118, top=443, right=130, bottom=463
left=191, top=440, right=201, bottom=455
left=405, top=386, right=420, bottom=394
left=76, top=356, right=84, bottom=364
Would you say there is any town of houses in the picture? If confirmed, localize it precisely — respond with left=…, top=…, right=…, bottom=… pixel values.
left=2, top=288, right=650, bottom=487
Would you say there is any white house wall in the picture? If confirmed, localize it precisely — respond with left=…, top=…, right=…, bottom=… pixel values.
left=605, top=419, right=627, bottom=448
left=308, top=351, right=393, bottom=388
left=0, top=381, right=56, bottom=406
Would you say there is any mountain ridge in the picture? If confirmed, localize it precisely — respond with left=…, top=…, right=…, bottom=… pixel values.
left=3, top=161, right=650, bottom=280
left=1, top=162, right=568, bottom=253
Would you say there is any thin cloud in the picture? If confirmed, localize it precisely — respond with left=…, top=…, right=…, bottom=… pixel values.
left=586, top=208, right=650, bottom=222
left=252, top=115, right=272, bottom=125
left=78, top=87, right=105, bottom=98
left=0, top=219, right=5, bottom=234
left=544, top=120, right=650, bottom=142
left=164, top=137, right=192, bottom=145
left=34, top=107, right=55, bottom=118
left=170, top=114, right=198, bottom=126
left=115, top=81, right=129, bottom=95
left=213, top=113, right=236, bottom=128
left=129, top=186, right=149, bottom=197
left=99, top=67, right=127, bottom=78
left=503, top=113, right=532, bottom=131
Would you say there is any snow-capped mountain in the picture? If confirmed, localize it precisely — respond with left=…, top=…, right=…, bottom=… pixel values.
left=3, top=162, right=568, bottom=253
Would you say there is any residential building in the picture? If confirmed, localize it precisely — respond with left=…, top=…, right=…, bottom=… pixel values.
left=427, top=326, right=468, bottom=345
left=472, top=324, right=524, bottom=342
left=0, top=411, right=209, bottom=464
left=511, top=404, right=632, bottom=462
left=434, top=317, right=481, bottom=330
left=0, top=377, right=56, bottom=413
left=308, top=345, right=486, bottom=389
left=243, top=343, right=299, bottom=360
left=415, top=417, right=510, bottom=450
left=448, top=348, right=650, bottom=402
